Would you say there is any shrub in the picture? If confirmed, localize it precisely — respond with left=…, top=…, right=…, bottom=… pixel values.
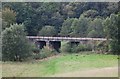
left=33, top=52, right=41, bottom=60
left=71, top=44, right=79, bottom=53
left=40, top=47, right=57, bottom=59
left=61, top=42, right=72, bottom=53
left=2, top=24, right=32, bottom=61
left=72, top=44, right=92, bottom=53
left=77, top=44, right=86, bottom=51
left=109, top=40, right=119, bottom=55
left=61, top=42, right=92, bottom=53
left=95, top=41, right=109, bottom=53
left=31, top=43, right=40, bottom=54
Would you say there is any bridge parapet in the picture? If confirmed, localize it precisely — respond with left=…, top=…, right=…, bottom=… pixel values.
left=27, top=36, right=107, bottom=41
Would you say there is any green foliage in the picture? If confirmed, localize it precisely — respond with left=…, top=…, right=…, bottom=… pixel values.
left=33, top=46, right=57, bottom=59
left=109, top=14, right=118, bottom=39
left=2, top=24, right=32, bottom=61
left=95, top=41, right=108, bottom=53
left=61, top=42, right=72, bottom=53
left=87, top=18, right=104, bottom=38
left=82, top=10, right=99, bottom=18
left=60, top=16, right=90, bottom=37
left=110, top=40, right=119, bottom=54
left=31, top=42, right=40, bottom=54
left=117, top=12, right=120, bottom=54
left=2, top=2, right=119, bottom=36
left=71, top=16, right=89, bottom=37
left=60, top=18, right=74, bottom=36
left=75, top=44, right=92, bottom=52
left=61, top=42, right=92, bottom=53
left=2, top=8, right=16, bottom=30
left=38, top=26, right=57, bottom=36
left=33, top=52, right=41, bottom=60
left=87, top=30, right=98, bottom=38
left=40, top=47, right=54, bottom=59
left=103, top=14, right=119, bottom=54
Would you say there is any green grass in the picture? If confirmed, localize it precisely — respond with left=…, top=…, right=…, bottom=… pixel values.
left=2, top=53, right=118, bottom=77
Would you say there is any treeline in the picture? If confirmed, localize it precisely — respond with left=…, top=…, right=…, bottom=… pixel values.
left=2, top=2, right=118, bottom=36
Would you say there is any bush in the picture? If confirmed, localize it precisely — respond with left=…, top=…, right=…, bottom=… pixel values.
left=33, top=52, right=41, bottom=60
left=40, top=47, right=57, bottom=59
left=75, top=44, right=92, bottom=52
left=2, top=24, right=32, bottom=61
left=61, top=42, right=72, bottom=53
left=71, top=44, right=79, bottom=53
left=77, top=44, right=86, bottom=51
left=33, top=46, right=57, bottom=59
left=31, top=43, right=40, bottom=54
left=109, top=40, right=119, bottom=55
left=95, top=41, right=109, bottom=53
left=61, top=42, right=93, bottom=53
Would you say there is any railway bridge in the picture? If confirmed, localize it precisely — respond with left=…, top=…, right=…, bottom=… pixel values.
left=27, top=36, right=107, bottom=52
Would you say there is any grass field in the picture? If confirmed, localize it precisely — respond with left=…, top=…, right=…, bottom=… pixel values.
left=2, top=53, right=118, bottom=77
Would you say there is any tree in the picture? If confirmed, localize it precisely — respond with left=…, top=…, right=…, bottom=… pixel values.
left=50, top=12, right=64, bottom=32
left=70, top=18, right=80, bottom=37
left=103, top=17, right=111, bottom=39
left=87, top=30, right=98, bottom=38
left=2, top=2, right=119, bottom=36
left=82, top=10, right=99, bottom=18
left=107, top=3, right=118, bottom=15
left=87, top=18, right=104, bottom=38
left=2, top=8, right=16, bottom=30
left=71, top=16, right=89, bottom=37
left=60, top=18, right=74, bottom=36
left=38, top=26, right=57, bottom=36
left=108, top=14, right=119, bottom=54
left=118, top=12, right=120, bottom=54
left=78, top=16, right=89, bottom=37
left=103, top=14, right=119, bottom=54
left=2, top=24, right=32, bottom=61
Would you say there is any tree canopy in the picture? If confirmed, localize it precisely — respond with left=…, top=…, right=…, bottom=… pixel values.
left=2, top=2, right=119, bottom=36
left=2, top=24, right=32, bottom=61
left=38, top=26, right=57, bottom=36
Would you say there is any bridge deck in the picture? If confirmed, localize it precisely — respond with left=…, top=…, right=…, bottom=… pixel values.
left=27, top=36, right=107, bottom=41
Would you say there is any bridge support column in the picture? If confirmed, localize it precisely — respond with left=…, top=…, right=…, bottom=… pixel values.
left=91, top=40, right=95, bottom=52
left=46, top=41, right=51, bottom=49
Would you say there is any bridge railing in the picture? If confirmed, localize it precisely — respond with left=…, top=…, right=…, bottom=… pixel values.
left=26, top=36, right=107, bottom=41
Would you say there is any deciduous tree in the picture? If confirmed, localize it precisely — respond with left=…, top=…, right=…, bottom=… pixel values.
left=2, top=24, right=32, bottom=61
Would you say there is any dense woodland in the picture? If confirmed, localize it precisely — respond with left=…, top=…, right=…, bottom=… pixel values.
left=2, top=2, right=119, bottom=36
left=1, top=2, right=120, bottom=61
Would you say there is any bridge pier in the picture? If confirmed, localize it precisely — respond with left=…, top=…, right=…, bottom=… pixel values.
left=46, top=41, right=50, bottom=49
left=50, top=41, right=61, bottom=53
left=34, top=40, right=61, bottom=53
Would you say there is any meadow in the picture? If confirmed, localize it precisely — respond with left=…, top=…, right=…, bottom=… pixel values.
left=2, top=52, right=118, bottom=77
